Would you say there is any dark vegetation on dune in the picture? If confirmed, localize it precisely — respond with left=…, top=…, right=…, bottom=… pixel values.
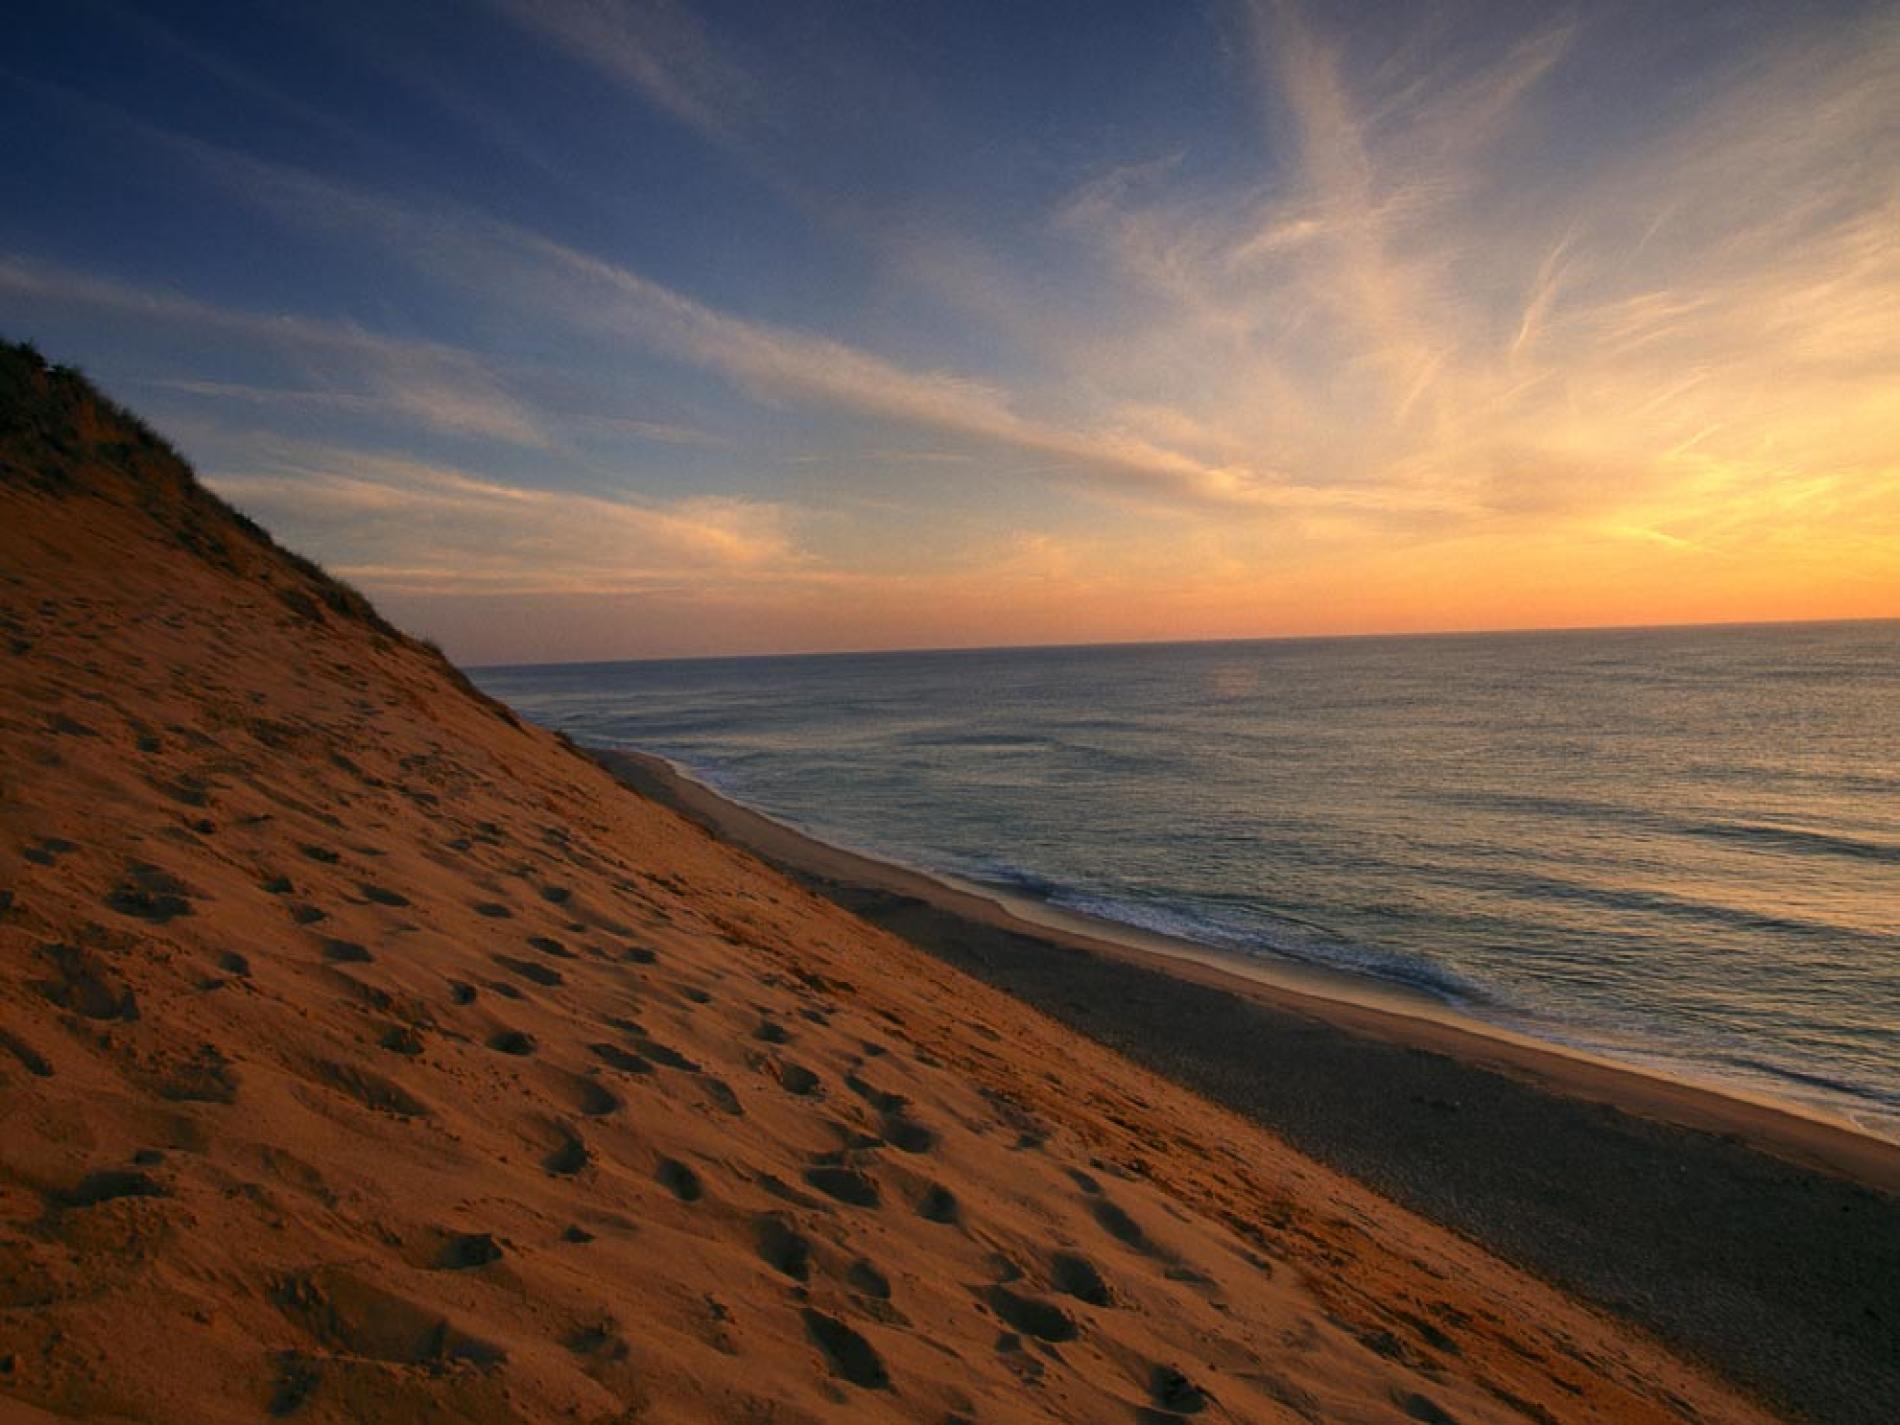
left=0, top=338, right=513, bottom=725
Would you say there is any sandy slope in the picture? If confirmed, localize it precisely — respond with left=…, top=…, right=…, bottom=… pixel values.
left=0, top=348, right=1774, bottom=1422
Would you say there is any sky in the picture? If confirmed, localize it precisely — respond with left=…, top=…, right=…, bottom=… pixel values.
left=3, top=0, right=1896, bottom=663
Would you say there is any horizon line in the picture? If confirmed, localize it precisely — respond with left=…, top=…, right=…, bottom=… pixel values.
left=463, top=613, right=1900, bottom=673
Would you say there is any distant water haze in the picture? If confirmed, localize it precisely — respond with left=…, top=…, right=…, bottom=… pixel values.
left=475, top=620, right=1900, bottom=1138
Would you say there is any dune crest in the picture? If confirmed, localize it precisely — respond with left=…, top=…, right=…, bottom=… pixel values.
left=0, top=343, right=1767, bottom=1422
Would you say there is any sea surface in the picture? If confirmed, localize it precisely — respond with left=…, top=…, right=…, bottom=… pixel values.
left=473, top=621, right=1900, bottom=1139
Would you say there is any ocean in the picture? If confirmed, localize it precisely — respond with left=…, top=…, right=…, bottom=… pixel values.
left=472, top=620, right=1900, bottom=1140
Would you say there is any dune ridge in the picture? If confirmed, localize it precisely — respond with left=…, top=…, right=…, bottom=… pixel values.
left=0, top=342, right=1772, bottom=1422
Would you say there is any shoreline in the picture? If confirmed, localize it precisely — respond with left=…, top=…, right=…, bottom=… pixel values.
left=598, top=746, right=1899, bottom=1192
left=597, top=742, right=1900, bottom=1423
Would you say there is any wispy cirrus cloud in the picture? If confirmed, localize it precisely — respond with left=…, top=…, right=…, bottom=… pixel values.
left=205, top=440, right=809, bottom=597
left=132, top=125, right=1462, bottom=518
left=1034, top=0, right=1900, bottom=564
left=0, top=256, right=549, bottom=448
left=485, top=0, right=757, bottom=147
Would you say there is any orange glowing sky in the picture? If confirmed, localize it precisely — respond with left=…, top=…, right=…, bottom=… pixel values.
left=4, top=0, right=1895, bottom=660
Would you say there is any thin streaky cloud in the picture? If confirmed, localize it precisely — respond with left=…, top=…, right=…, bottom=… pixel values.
left=0, top=256, right=548, bottom=448
left=83, top=0, right=383, bottom=157
left=1044, top=0, right=1897, bottom=551
left=486, top=0, right=756, bottom=147
left=149, top=122, right=1457, bottom=516
left=571, top=414, right=726, bottom=447
left=204, top=439, right=810, bottom=598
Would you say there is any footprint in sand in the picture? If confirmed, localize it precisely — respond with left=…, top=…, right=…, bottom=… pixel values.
left=574, top=1079, right=622, bottom=1116
left=471, top=901, right=512, bottom=919
left=23, top=836, right=76, bottom=866
left=487, top=1029, right=537, bottom=1056
left=149, top=1045, right=239, bottom=1103
left=358, top=883, right=410, bottom=907
left=1148, top=1364, right=1211, bottom=1415
left=0, top=1027, right=54, bottom=1077
left=271, top=1268, right=503, bottom=1368
left=985, top=1285, right=1079, bottom=1344
left=563, top=1318, right=628, bottom=1361
left=33, top=943, right=138, bottom=1021
left=882, top=1114, right=936, bottom=1154
left=310, top=1060, right=428, bottom=1117
left=917, top=1184, right=960, bottom=1224
left=541, top=1067, right=620, bottom=1117
left=1092, top=1198, right=1155, bottom=1253
left=846, top=1258, right=890, bottom=1299
left=698, top=1076, right=743, bottom=1116
left=328, top=973, right=394, bottom=1014
left=436, top=1232, right=503, bottom=1270
left=627, top=1034, right=699, bottom=1073
left=1392, top=1391, right=1460, bottom=1423
left=48, top=712, right=100, bottom=738
left=543, top=1132, right=589, bottom=1176
left=655, top=1157, right=703, bottom=1203
left=803, top=1164, right=881, bottom=1208
left=801, top=1309, right=889, bottom=1390
left=589, top=1042, right=653, bottom=1074
left=379, top=1026, right=424, bottom=1056
left=492, top=954, right=563, bottom=987
left=103, top=864, right=193, bottom=922
left=844, top=1072, right=905, bottom=1115
left=777, top=1062, right=822, bottom=1096
left=321, top=938, right=373, bottom=964
left=55, top=1168, right=168, bottom=1209
left=1050, top=1251, right=1115, bottom=1307
left=755, top=1214, right=812, bottom=1281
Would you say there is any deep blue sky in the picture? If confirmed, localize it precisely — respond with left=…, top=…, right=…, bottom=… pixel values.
left=4, top=0, right=1894, bottom=659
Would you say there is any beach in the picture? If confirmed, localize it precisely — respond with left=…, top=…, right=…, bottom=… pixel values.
left=473, top=624, right=1900, bottom=1149
left=1, top=345, right=1891, bottom=1423
left=602, top=747, right=1900, bottom=1422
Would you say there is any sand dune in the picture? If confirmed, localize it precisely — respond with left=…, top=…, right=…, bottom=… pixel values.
left=0, top=344, right=1774, bottom=1422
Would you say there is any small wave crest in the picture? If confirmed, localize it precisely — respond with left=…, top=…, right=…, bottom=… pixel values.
left=953, top=855, right=1066, bottom=901
left=1422, top=791, right=1900, bottom=866
left=899, top=730, right=1050, bottom=750
left=1716, top=1056, right=1900, bottom=1108
left=1022, top=884, right=1489, bottom=1006
left=1687, top=821, right=1900, bottom=865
